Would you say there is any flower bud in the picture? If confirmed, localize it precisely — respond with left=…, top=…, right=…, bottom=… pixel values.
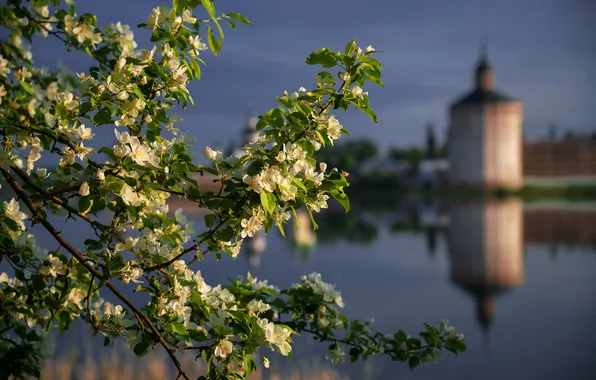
left=203, top=146, right=218, bottom=161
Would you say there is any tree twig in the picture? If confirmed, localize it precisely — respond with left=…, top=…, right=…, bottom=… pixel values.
left=145, top=218, right=227, bottom=272
left=0, top=168, right=191, bottom=380
left=10, top=166, right=108, bottom=233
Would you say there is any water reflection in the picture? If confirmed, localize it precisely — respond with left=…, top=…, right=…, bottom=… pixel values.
left=8, top=187, right=593, bottom=379
left=250, top=196, right=596, bottom=338
left=447, top=199, right=524, bottom=334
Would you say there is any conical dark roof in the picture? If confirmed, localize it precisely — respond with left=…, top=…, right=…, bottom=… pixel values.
left=451, top=42, right=517, bottom=108
left=451, top=88, right=516, bottom=108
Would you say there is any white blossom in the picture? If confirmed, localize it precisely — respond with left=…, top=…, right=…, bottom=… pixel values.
left=56, top=92, right=79, bottom=111
left=214, top=338, right=234, bottom=359
left=120, top=184, right=147, bottom=207
left=121, top=265, right=143, bottom=284
left=258, top=318, right=292, bottom=356
left=326, top=115, right=343, bottom=142
left=79, top=182, right=90, bottom=196
left=0, top=55, right=10, bottom=77
left=39, top=254, right=66, bottom=277
left=247, top=299, right=271, bottom=315
left=351, top=85, right=368, bottom=97
left=203, top=146, right=222, bottom=162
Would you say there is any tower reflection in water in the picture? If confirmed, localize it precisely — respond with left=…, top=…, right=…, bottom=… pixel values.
left=243, top=209, right=317, bottom=270
left=447, top=198, right=524, bottom=334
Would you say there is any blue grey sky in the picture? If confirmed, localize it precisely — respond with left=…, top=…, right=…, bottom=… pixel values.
left=31, top=0, right=595, bottom=152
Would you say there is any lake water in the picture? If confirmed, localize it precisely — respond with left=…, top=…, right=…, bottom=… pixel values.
left=14, top=195, right=596, bottom=379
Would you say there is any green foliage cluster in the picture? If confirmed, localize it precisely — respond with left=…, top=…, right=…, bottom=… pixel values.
left=0, top=0, right=465, bottom=379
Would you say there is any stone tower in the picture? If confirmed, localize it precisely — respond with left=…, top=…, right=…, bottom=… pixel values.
left=447, top=43, right=524, bottom=189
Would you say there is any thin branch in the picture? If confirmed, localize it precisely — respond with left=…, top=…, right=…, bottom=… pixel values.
left=0, top=168, right=191, bottom=380
left=291, top=80, right=347, bottom=144
left=3, top=119, right=78, bottom=151
left=9, top=1, right=68, bottom=44
left=174, top=344, right=207, bottom=352
left=30, top=184, right=80, bottom=203
left=10, top=166, right=108, bottom=233
left=145, top=218, right=227, bottom=272
left=85, top=275, right=96, bottom=327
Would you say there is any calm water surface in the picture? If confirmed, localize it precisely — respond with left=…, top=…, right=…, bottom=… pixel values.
left=37, top=197, right=596, bottom=379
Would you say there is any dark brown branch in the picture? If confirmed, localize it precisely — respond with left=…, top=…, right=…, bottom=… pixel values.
left=10, top=166, right=108, bottom=233
left=30, top=184, right=80, bottom=203
left=145, top=218, right=228, bottom=272
left=174, top=344, right=207, bottom=352
left=9, top=1, right=68, bottom=44
left=0, top=168, right=191, bottom=380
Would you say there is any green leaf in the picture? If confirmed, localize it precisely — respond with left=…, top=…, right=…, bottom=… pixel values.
left=212, top=16, right=224, bottom=40
left=84, top=239, right=104, bottom=251
left=133, top=87, right=146, bottom=101
left=190, top=59, right=202, bottom=81
left=172, top=322, right=187, bottom=336
left=394, top=330, right=407, bottom=343
left=78, top=197, right=93, bottom=215
left=93, top=107, right=112, bottom=126
left=227, top=12, right=253, bottom=26
left=133, top=341, right=151, bottom=356
left=292, top=177, right=307, bottom=191
left=305, top=48, right=338, bottom=68
left=276, top=223, right=286, bottom=238
left=200, top=0, right=215, bottom=17
left=306, top=206, right=319, bottom=231
left=360, top=106, right=378, bottom=123
left=330, top=189, right=350, bottom=213
left=408, top=356, right=420, bottom=371
left=227, top=20, right=236, bottom=29
left=207, top=27, right=221, bottom=55
left=59, top=311, right=71, bottom=335
left=445, top=338, right=467, bottom=353
left=243, top=354, right=256, bottom=376
left=316, top=71, right=336, bottom=85
left=260, top=191, right=276, bottom=215
left=424, top=322, right=439, bottom=336
left=19, top=81, right=34, bottom=95
left=204, top=213, right=216, bottom=228
left=344, top=39, right=357, bottom=56
left=173, top=0, right=184, bottom=13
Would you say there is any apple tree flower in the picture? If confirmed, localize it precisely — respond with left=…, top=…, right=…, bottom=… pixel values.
left=0, top=1, right=464, bottom=379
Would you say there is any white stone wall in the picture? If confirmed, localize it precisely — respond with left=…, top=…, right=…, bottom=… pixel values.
left=448, top=101, right=523, bottom=189
left=448, top=199, right=524, bottom=287
left=484, top=102, right=524, bottom=189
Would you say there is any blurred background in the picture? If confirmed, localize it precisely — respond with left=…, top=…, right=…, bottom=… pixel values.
left=11, top=0, right=596, bottom=379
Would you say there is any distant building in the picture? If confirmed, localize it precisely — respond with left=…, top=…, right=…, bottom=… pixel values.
left=523, top=140, right=596, bottom=185
left=447, top=45, right=524, bottom=189
left=417, top=159, right=450, bottom=189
